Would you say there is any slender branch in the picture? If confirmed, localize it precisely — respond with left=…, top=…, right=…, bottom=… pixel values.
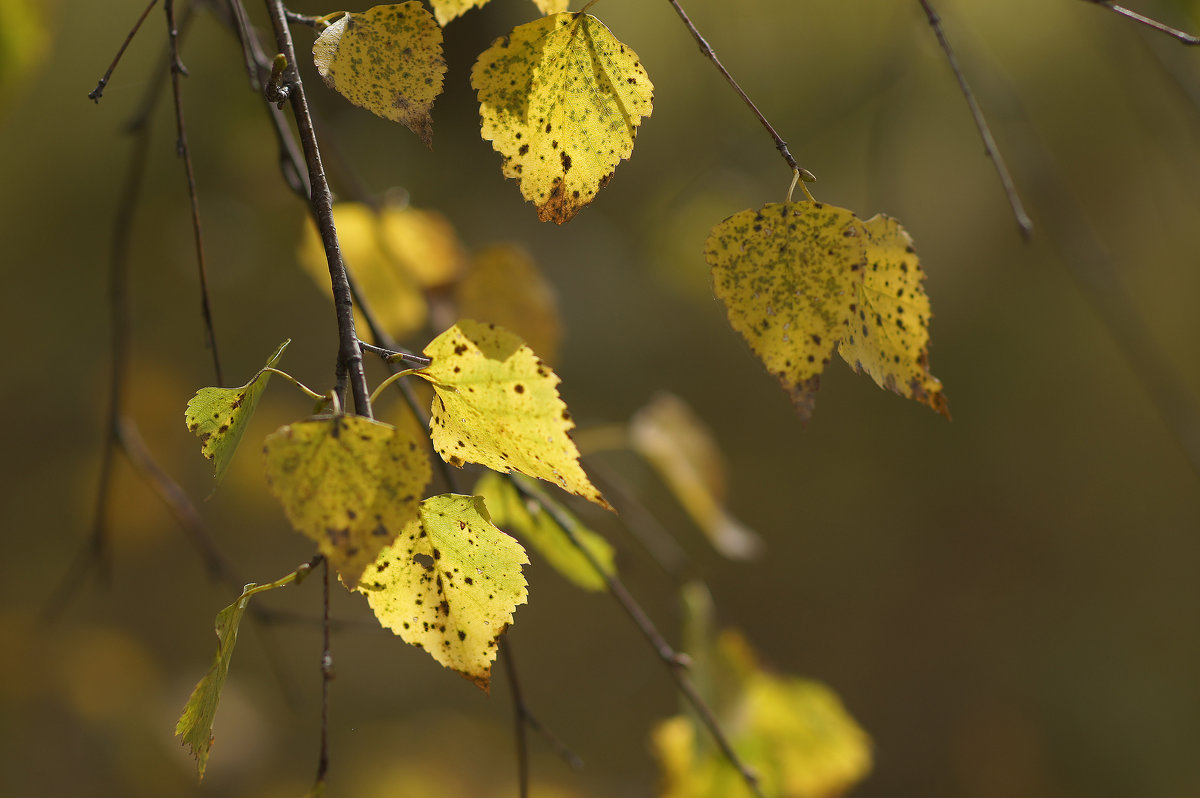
left=665, top=0, right=815, bottom=182
left=314, top=557, right=333, bottom=793
left=264, top=0, right=372, bottom=418
left=510, top=478, right=764, bottom=798
left=500, top=643, right=531, bottom=798
left=166, top=0, right=225, bottom=385
left=915, top=0, right=1033, bottom=239
left=89, top=0, right=159, bottom=102
left=1079, top=0, right=1200, bottom=44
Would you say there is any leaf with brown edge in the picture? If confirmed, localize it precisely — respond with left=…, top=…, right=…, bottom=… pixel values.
left=705, top=202, right=865, bottom=423
left=471, top=13, right=653, bottom=223
left=312, top=3, right=446, bottom=147
left=358, top=494, right=528, bottom=690
left=838, top=215, right=949, bottom=418
left=263, top=415, right=430, bottom=589
left=416, top=320, right=610, bottom=510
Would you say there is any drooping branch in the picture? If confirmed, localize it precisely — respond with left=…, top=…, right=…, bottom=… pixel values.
left=1078, top=0, right=1200, bottom=45
left=665, top=0, right=816, bottom=182
left=89, top=0, right=159, bottom=102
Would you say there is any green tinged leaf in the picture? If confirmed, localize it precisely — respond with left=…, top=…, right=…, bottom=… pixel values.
left=471, top=13, right=653, bottom=223
left=705, top=201, right=947, bottom=422
left=312, top=3, right=446, bottom=146
left=185, top=340, right=289, bottom=483
left=417, top=319, right=610, bottom=509
left=263, top=415, right=430, bottom=588
left=358, top=494, right=529, bottom=690
left=175, top=586, right=255, bottom=780
left=474, top=471, right=614, bottom=591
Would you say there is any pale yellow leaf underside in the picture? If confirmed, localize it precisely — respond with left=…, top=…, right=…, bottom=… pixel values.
left=359, top=494, right=528, bottom=690
left=471, top=13, right=653, bottom=223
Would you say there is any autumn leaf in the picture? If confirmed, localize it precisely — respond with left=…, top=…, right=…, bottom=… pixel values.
left=185, top=340, right=289, bottom=483
left=312, top=3, right=446, bottom=146
left=263, top=415, right=430, bottom=588
left=838, top=215, right=949, bottom=417
left=358, top=494, right=528, bottom=690
left=416, top=320, right=610, bottom=509
left=471, top=13, right=653, bottom=223
left=474, top=471, right=614, bottom=591
left=429, top=0, right=566, bottom=26
left=456, top=244, right=562, bottom=363
left=630, top=393, right=761, bottom=560
left=376, top=204, right=468, bottom=288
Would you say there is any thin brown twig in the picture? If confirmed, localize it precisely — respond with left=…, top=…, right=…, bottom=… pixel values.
left=166, top=0, right=225, bottom=385
left=313, top=558, right=333, bottom=794
left=264, top=0, right=372, bottom=417
left=1079, top=0, right=1200, bottom=44
left=915, top=0, right=1033, bottom=239
left=665, top=0, right=816, bottom=182
left=500, top=643, right=531, bottom=798
left=89, top=0, right=160, bottom=102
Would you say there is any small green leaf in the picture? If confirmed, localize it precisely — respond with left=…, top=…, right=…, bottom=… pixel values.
left=358, top=494, right=529, bottom=690
left=313, top=3, right=446, bottom=146
left=417, top=320, right=610, bottom=509
left=185, top=340, right=289, bottom=483
left=475, top=471, right=614, bottom=591
left=263, top=415, right=430, bottom=588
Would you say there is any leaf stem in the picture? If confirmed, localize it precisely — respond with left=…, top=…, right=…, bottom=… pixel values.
left=1078, top=0, right=1200, bottom=44
left=368, top=369, right=417, bottom=406
left=261, top=367, right=326, bottom=401
left=89, top=0, right=159, bottom=102
left=665, top=0, right=815, bottom=182
left=358, top=339, right=432, bottom=369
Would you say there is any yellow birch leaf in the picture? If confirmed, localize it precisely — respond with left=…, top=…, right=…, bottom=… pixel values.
left=175, top=586, right=255, bottom=780
left=377, top=205, right=468, bottom=288
left=474, top=471, right=614, bottom=591
left=532, top=0, right=569, bottom=14
left=358, top=494, right=529, bottom=690
left=630, top=393, right=761, bottom=560
left=312, top=3, right=446, bottom=147
left=471, top=13, right=653, bottom=223
left=455, top=244, right=563, bottom=363
left=416, top=320, right=610, bottom=509
left=185, top=340, right=289, bottom=483
left=838, top=215, right=949, bottom=418
left=298, top=202, right=428, bottom=338
left=427, top=0, right=488, bottom=26
left=263, top=415, right=430, bottom=588
left=705, top=202, right=866, bottom=423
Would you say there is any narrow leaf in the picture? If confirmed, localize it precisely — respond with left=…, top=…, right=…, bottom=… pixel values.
left=312, top=3, right=446, bottom=147
left=263, top=415, right=430, bottom=588
left=185, top=340, right=289, bottom=483
left=475, top=471, right=615, bottom=591
left=455, top=244, right=562, bottom=364
left=358, top=494, right=529, bottom=690
left=471, top=13, right=653, bottom=223
left=417, top=320, right=610, bottom=509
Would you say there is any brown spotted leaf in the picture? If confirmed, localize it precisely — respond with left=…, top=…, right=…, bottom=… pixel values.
left=838, top=215, right=949, bottom=418
left=312, top=3, right=446, bottom=147
left=471, top=13, right=653, bottom=223
left=416, top=320, right=610, bottom=509
left=263, top=415, right=430, bottom=588
left=358, top=494, right=528, bottom=690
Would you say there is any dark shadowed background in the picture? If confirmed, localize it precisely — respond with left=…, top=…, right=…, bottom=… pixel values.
left=3, top=0, right=1200, bottom=796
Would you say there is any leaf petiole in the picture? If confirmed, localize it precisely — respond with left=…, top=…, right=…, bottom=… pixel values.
left=786, top=168, right=816, bottom=204
left=261, top=367, right=325, bottom=401
left=368, top=369, right=418, bottom=406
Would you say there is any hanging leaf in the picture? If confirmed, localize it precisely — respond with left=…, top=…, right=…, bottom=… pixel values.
left=471, top=13, right=653, bottom=223
left=376, top=204, right=468, bottom=288
left=358, top=494, right=528, bottom=690
left=456, top=244, right=563, bottom=363
left=532, top=0, right=569, bottom=13
left=312, top=3, right=446, bottom=147
left=175, top=586, right=255, bottom=780
left=428, top=0, right=564, bottom=26
left=474, top=471, right=614, bottom=591
left=837, top=215, right=949, bottom=418
left=416, top=320, right=610, bottom=509
left=630, top=393, right=761, bottom=560
left=185, top=340, right=290, bottom=483
left=263, top=415, right=430, bottom=588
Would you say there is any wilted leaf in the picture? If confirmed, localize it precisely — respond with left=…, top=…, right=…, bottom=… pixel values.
left=456, top=244, right=562, bottom=363
left=313, top=3, right=446, bottom=146
left=185, top=340, right=289, bottom=483
left=175, top=587, right=254, bottom=780
left=471, top=13, right=653, bottom=222
left=264, top=415, right=430, bottom=588
left=417, top=320, right=609, bottom=509
left=838, top=215, right=949, bottom=418
left=359, top=494, right=528, bottom=690
left=474, top=471, right=614, bottom=591
left=630, top=393, right=761, bottom=559
left=298, top=202, right=428, bottom=339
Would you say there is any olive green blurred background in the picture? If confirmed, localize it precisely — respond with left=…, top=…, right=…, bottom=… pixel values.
left=4, top=0, right=1200, bottom=796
